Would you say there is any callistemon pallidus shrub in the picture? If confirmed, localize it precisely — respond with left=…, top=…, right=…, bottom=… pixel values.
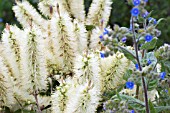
left=0, top=0, right=123, bottom=112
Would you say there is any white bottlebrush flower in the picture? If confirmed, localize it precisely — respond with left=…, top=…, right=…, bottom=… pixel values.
left=68, top=0, right=85, bottom=22
left=65, top=82, right=101, bottom=113
left=20, top=27, right=48, bottom=91
left=74, top=52, right=102, bottom=89
left=51, top=83, right=70, bottom=113
left=86, top=0, right=112, bottom=27
left=38, top=0, right=58, bottom=18
left=89, top=27, right=103, bottom=50
left=73, top=20, right=88, bottom=54
left=51, top=12, right=77, bottom=72
left=13, top=0, right=47, bottom=30
left=101, top=52, right=132, bottom=91
left=1, top=26, right=21, bottom=83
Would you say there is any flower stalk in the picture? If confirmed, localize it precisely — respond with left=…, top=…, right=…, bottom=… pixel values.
left=131, top=17, right=150, bottom=113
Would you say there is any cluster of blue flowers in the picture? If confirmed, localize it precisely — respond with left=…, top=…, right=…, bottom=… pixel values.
left=131, top=0, right=149, bottom=17
left=99, top=28, right=109, bottom=39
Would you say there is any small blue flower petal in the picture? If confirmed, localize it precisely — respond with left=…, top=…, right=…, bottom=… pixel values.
left=165, top=89, right=168, bottom=93
left=153, top=19, right=157, bottom=25
left=126, top=81, right=134, bottom=89
left=0, top=18, right=3, bottom=22
left=130, top=110, right=135, bottom=113
left=121, top=37, right=127, bottom=43
left=133, top=0, right=140, bottom=6
left=135, top=64, right=139, bottom=70
left=131, top=8, right=140, bottom=17
left=147, top=59, right=152, bottom=65
left=145, top=34, right=153, bottom=42
left=103, top=28, right=109, bottom=35
left=99, top=35, right=103, bottom=39
left=100, top=52, right=105, bottom=58
left=144, top=0, right=148, bottom=2
left=160, top=72, right=166, bottom=80
left=142, top=11, right=149, bottom=18
left=148, top=17, right=153, bottom=21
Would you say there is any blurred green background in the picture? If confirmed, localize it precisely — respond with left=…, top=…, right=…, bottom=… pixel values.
left=0, top=0, right=170, bottom=44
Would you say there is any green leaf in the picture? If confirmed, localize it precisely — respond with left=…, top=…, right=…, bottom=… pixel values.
left=154, top=106, right=170, bottom=112
left=112, top=94, right=145, bottom=106
left=156, top=18, right=166, bottom=25
left=148, top=79, right=158, bottom=91
left=140, top=38, right=157, bottom=50
left=149, top=100, right=157, bottom=113
left=118, top=46, right=136, bottom=63
left=161, top=60, right=170, bottom=73
left=85, top=25, right=96, bottom=31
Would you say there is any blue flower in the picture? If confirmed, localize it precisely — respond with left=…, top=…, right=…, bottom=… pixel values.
left=148, top=17, right=153, bottom=21
left=131, top=8, right=140, bottom=17
left=153, top=19, right=157, bottom=25
left=135, top=64, right=139, bottom=70
left=99, top=35, right=103, bottom=39
left=145, top=34, right=153, bottom=42
left=121, top=37, right=127, bottom=43
left=147, top=59, right=152, bottom=65
left=133, top=0, right=140, bottom=6
left=103, top=28, right=109, bottom=35
left=100, top=52, right=105, bottom=58
left=144, top=0, right=148, bottom=2
left=126, top=81, right=134, bottom=89
left=130, top=110, right=135, bottom=113
left=142, top=11, right=149, bottom=18
left=165, top=89, right=168, bottom=93
left=160, top=72, right=166, bottom=80
left=0, top=18, right=3, bottom=22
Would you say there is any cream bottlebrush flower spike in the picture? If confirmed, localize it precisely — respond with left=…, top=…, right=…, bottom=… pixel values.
left=22, top=27, right=48, bottom=91
left=0, top=46, right=34, bottom=111
left=13, top=0, right=48, bottom=30
left=73, top=20, right=88, bottom=54
left=101, top=52, right=132, bottom=91
left=65, top=81, right=101, bottom=113
left=1, top=26, right=21, bottom=82
left=51, top=82, right=71, bottom=113
left=86, top=0, right=112, bottom=27
left=51, top=7, right=77, bottom=72
left=67, top=0, right=85, bottom=22
left=74, top=52, right=102, bottom=89
left=89, top=27, right=103, bottom=50
left=38, top=0, right=58, bottom=18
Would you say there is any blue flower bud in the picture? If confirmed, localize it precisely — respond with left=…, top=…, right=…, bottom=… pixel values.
left=130, top=110, right=135, bottom=113
left=103, top=28, right=109, bottom=35
left=142, top=11, right=149, bottom=18
left=100, top=52, right=105, bottom=58
left=99, top=35, right=103, bottom=39
left=131, top=8, right=140, bottom=17
left=147, top=59, right=152, bottom=65
left=145, top=34, right=153, bottom=42
left=121, top=37, right=127, bottom=43
left=153, top=19, right=157, bottom=25
left=135, top=64, right=139, bottom=70
left=160, top=72, right=166, bottom=80
left=133, top=0, right=140, bottom=6
left=126, top=81, right=134, bottom=89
